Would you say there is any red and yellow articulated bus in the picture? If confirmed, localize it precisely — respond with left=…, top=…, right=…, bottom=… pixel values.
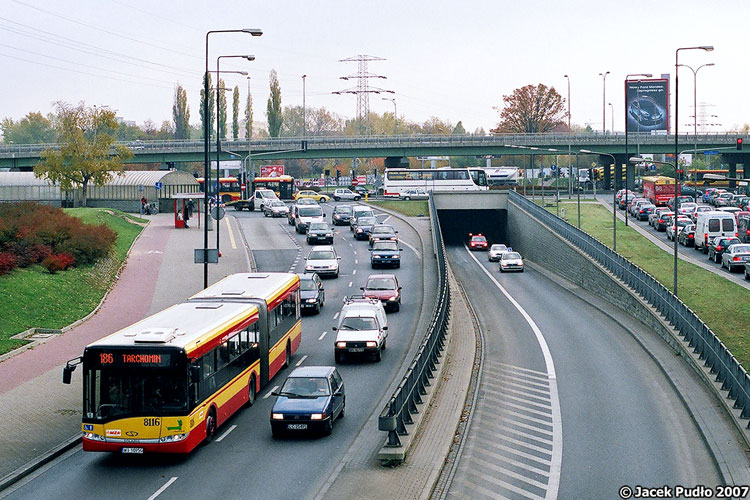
left=63, top=273, right=301, bottom=454
left=642, top=175, right=675, bottom=206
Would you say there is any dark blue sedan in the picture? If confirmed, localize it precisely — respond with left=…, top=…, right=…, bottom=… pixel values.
left=270, top=366, right=345, bottom=437
left=370, top=240, right=403, bottom=268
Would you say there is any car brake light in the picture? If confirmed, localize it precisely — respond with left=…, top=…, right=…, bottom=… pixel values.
left=717, top=245, right=722, bottom=251
left=734, top=257, right=741, bottom=261
left=736, top=233, right=740, bottom=238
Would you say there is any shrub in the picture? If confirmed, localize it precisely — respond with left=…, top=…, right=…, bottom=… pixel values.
left=42, top=252, right=75, bottom=274
left=58, top=223, right=116, bottom=265
left=0, top=252, right=17, bottom=275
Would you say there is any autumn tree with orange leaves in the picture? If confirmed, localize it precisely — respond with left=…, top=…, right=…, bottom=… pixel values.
left=492, top=84, right=567, bottom=134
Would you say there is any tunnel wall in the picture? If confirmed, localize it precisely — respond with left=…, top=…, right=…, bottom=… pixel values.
left=504, top=200, right=683, bottom=352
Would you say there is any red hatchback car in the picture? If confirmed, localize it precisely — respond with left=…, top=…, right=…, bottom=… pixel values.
left=469, top=233, right=488, bottom=251
left=361, top=274, right=402, bottom=312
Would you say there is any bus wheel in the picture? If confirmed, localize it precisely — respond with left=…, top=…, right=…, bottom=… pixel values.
left=245, top=376, right=256, bottom=407
left=205, top=408, right=217, bottom=442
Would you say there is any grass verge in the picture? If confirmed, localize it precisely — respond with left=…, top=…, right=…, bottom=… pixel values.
left=368, top=200, right=429, bottom=217
left=549, top=200, right=750, bottom=369
left=0, top=208, right=145, bottom=355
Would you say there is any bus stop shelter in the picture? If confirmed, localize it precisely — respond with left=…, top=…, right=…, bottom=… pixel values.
left=172, top=193, right=204, bottom=229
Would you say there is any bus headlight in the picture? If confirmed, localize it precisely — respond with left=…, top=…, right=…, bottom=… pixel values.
left=160, top=433, right=188, bottom=443
left=83, top=432, right=106, bottom=441
left=272, top=413, right=284, bottom=420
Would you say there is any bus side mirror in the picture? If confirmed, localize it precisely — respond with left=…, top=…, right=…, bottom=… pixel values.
left=62, top=356, right=82, bottom=385
left=191, top=365, right=201, bottom=383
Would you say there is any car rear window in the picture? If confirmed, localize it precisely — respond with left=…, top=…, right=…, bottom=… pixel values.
left=722, top=218, right=735, bottom=231
left=708, top=219, right=720, bottom=232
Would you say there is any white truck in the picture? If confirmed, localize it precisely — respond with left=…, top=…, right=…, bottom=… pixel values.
left=333, top=296, right=388, bottom=363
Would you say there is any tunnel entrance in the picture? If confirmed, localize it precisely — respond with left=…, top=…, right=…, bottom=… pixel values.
left=437, top=209, right=508, bottom=247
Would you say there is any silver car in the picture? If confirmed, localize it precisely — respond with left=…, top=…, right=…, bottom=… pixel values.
left=721, top=244, right=750, bottom=272
left=263, top=200, right=290, bottom=218
left=499, top=251, right=524, bottom=272
left=304, top=245, right=341, bottom=278
left=488, top=244, right=509, bottom=262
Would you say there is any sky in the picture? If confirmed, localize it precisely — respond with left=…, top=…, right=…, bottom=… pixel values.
left=1, top=0, right=748, bottom=135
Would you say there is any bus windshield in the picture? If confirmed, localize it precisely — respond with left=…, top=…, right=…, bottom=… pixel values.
left=85, top=368, right=188, bottom=420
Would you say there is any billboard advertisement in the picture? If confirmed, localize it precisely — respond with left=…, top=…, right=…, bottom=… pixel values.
left=625, top=79, right=669, bottom=133
left=260, top=165, right=284, bottom=177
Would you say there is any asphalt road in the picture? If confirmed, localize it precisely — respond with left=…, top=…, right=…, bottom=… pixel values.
left=444, top=244, right=721, bottom=500
left=2, top=203, right=426, bottom=500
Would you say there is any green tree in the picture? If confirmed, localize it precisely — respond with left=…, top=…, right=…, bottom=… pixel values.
left=232, top=86, right=240, bottom=140
left=452, top=121, right=466, bottom=135
left=267, top=70, right=283, bottom=137
left=492, top=83, right=566, bottom=133
left=281, top=106, right=304, bottom=137
left=35, top=102, right=133, bottom=207
left=172, top=84, right=190, bottom=140
left=217, top=79, right=228, bottom=140
left=1, top=112, right=56, bottom=144
left=199, top=72, right=215, bottom=140
left=421, top=117, right=453, bottom=135
left=245, top=87, right=254, bottom=139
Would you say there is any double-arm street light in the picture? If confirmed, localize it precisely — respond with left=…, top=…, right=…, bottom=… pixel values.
left=580, top=149, right=617, bottom=250
left=382, top=97, right=397, bottom=134
left=678, top=62, right=715, bottom=194
left=564, top=75, right=572, bottom=199
left=203, top=28, right=262, bottom=288
left=623, top=72, right=653, bottom=227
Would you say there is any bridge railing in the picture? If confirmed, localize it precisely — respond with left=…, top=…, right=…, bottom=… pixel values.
left=1, top=132, right=747, bottom=156
left=509, top=190, right=750, bottom=425
left=378, top=192, right=451, bottom=447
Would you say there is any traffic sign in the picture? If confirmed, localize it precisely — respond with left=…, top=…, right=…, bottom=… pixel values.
left=351, top=178, right=359, bottom=186
left=550, top=164, right=557, bottom=171
left=702, top=150, right=719, bottom=156
left=155, top=181, right=163, bottom=190
left=210, top=206, right=225, bottom=220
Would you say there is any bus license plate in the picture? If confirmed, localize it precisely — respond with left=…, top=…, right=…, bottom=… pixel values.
left=287, top=424, right=307, bottom=430
left=349, top=348, right=364, bottom=353
left=122, top=447, right=144, bottom=454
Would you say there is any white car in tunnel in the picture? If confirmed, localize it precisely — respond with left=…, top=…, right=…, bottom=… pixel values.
left=499, top=251, right=524, bottom=272
left=488, top=244, right=509, bottom=262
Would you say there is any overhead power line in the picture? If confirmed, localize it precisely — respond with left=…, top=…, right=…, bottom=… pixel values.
left=333, top=55, right=393, bottom=134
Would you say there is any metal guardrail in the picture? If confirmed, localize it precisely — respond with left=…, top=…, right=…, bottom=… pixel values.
left=378, top=192, right=451, bottom=446
left=509, top=190, right=750, bottom=425
left=1, top=132, right=747, bottom=157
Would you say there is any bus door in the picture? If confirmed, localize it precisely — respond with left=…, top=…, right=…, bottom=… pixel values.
left=255, top=303, right=271, bottom=387
left=278, top=181, right=293, bottom=200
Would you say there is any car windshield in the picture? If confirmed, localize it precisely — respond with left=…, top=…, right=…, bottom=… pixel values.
left=308, top=250, right=335, bottom=260
left=358, top=217, right=377, bottom=226
left=373, top=242, right=398, bottom=251
left=340, top=316, right=378, bottom=331
left=299, top=207, right=323, bottom=217
left=335, top=206, right=353, bottom=214
left=472, top=236, right=487, bottom=242
left=366, top=277, right=397, bottom=290
left=503, top=252, right=521, bottom=260
left=491, top=245, right=508, bottom=251
left=309, top=223, right=329, bottom=231
left=280, top=377, right=330, bottom=397
left=354, top=210, right=374, bottom=219
left=297, top=199, right=316, bottom=205
left=270, top=201, right=285, bottom=207
left=299, top=278, right=317, bottom=291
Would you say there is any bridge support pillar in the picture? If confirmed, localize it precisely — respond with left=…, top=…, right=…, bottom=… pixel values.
left=613, top=154, right=628, bottom=191
left=385, top=156, right=409, bottom=169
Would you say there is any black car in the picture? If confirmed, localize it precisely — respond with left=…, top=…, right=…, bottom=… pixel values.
left=707, top=236, right=742, bottom=264
left=331, top=205, right=353, bottom=226
left=353, top=216, right=378, bottom=240
left=636, top=204, right=655, bottom=221
left=369, top=224, right=398, bottom=247
left=656, top=212, right=675, bottom=232
left=677, top=224, right=696, bottom=247
left=306, top=222, right=334, bottom=245
left=369, top=240, right=403, bottom=268
left=299, top=273, right=325, bottom=314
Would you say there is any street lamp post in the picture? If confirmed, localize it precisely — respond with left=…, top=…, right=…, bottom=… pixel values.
left=598, top=71, right=610, bottom=134
left=382, top=97, right=397, bottom=134
left=581, top=149, right=617, bottom=251
left=608, top=102, right=614, bottom=136
left=302, top=74, right=307, bottom=138
left=623, top=73, right=653, bottom=227
left=216, top=56, right=254, bottom=257
left=203, top=28, right=262, bottom=289
left=564, top=74, right=571, bottom=199
left=678, top=62, right=714, bottom=195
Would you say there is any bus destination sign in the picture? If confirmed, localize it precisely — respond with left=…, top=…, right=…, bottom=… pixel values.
left=91, top=350, right=173, bottom=368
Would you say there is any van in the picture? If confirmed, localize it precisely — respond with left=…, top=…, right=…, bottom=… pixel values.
left=695, top=211, right=738, bottom=253
left=350, top=205, right=375, bottom=232
left=333, top=296, right=388, bottom=363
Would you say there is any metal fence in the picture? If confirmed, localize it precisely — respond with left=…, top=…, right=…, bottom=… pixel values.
left=509, top=190, right=750, bottom=424
left=378, top=192, right=451, bottom=446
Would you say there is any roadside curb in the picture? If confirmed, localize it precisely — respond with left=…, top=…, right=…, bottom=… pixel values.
left=0, top=435, right=80, bottom=493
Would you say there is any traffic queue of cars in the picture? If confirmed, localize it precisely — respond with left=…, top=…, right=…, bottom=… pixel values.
left=469, top=233, right=524, bottom=272
left=617, top=188, right=750, bottom=279
left=251, top=195, right=409, bottom=437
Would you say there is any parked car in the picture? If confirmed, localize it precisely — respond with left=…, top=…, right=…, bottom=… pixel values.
left=469, top=233, right=488, bottom=251
left=399, top=188, right=428, bottom=200
left=369, top=224, right=398, bottom=247
left=488, top=244, right=509, bottom=262
left=721, top=244, right=750, bottom=272
left=666, top=216, right=691, bottom=241
left=299, top=272, right=325, bottom=314
left=370, top=240, right=403, bottom=268
left=695, top=211, right=739, bottom=253
left=306, top=222, right=334, bottom=245
left=361, top=273, right=402, bottom=312
left=499, top=251, right=524, bottom=272
left=304, top=245, right=341, bottom=277
left=677, top=224, right=696, bottom=247
left=263, top=200, right=290, bottom=218
left=294, top=190, right=330, bottom=203
left=707, top=236, right=742, bottom=263
left=636, top=203, right=656, bottom=221
left=270, top=366, right=345, bottom=437
left=333, top=296, right=388, bottom=362
left=295, top=205, right=326, bottom=234
left=331, top=204, right=353, bottom=226
left=332, top=188, right=361, bottom=202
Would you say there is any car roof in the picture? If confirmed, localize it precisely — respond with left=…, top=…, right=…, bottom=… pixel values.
left=288, top=366, right=335, bottom=378
left=367, top=273, right=397, bottom=281
left=308, top=245, right=335, bottom=252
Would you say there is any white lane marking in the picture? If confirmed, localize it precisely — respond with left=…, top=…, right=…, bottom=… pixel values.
left=463, top=244, right=563, bottom=500
left=318, top=331, right=328, bottom=340
left=348, top=281, right=353, bottom=287
left=296, top=355, right=308, bottom=367
left=353, top=269, right=357, bottom=275
left=349, top=242, right=353, bottom=247
left=400, top=239, right=421, bottom=259
left=263, top=385, right=279, bottom=399
left=353, top=251, right=357, bottom=255
left=382, top=215, right=392, bottom=223
left=215, top=424, right=237, bottom=442
left=147, top=477, right=178, bottom=500
left=333, top=312, right=340, bottom=320
left=354, top=259, right=358, bottom=264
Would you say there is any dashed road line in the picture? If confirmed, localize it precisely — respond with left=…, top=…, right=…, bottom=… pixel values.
left=318, top=331, right=328, bottom=340
left=147, top=477, right=178, bottom=500
left=353, top=269, right=357, bottom=275
left=333, top=312, right=340, bottom=320
left=295, top=355, right=308, bottom=367
left=263, top=385, right=279, bottom=399
left=348, top=281, right=353, bottom=287
left=215, top=424, right=237, bottom=442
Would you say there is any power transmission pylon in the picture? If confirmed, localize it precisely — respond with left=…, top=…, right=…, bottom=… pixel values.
left=333, top=55, right=393, bottom=135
